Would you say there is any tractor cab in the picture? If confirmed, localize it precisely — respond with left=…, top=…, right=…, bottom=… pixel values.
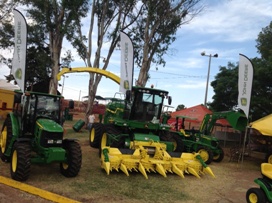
left=127, top=86, right=171, bottom=122
left=13, top=91, right=63, bottom=135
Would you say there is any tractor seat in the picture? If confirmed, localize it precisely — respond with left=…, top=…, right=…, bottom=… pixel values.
left=180, top=129, right=190, bottom=137
left=261, top=163, right=272, bottom=179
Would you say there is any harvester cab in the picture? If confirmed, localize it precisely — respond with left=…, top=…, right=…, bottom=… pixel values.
left=90, top=86, right=215, bottom=179
left=126, top=86, right=171, bottom=123
left=0, top=90, right=82, bottom=181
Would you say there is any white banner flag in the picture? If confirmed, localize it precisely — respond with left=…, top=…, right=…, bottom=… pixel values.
left=238, top=54, right=253, bottom=118
left=119, top=31, right=134, bottom=93
left=12, top=9, right=27, bottom=92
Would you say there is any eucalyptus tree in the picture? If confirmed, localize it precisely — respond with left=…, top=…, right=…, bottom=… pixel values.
left=23, top=0, right=90, bottom=94
left=69, top=0, right=139, bottom=116
left=129, top=0, right=203, bottom=86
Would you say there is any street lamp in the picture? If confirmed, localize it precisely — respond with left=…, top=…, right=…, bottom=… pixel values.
left=61, top=75, right=69, bottom=95
left=201, top=51, right=218, bottom=106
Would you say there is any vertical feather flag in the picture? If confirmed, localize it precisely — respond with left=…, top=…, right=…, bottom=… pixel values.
left=120, top=31, right=134, bottom=93
left=12, top=9, right=27, bottom=92
left=238, top=54, right=253, bottom=118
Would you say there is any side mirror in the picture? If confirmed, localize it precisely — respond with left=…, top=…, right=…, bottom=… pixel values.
left=14, top=93, right=22, bottom=103
left=168, top=96, right=172, bottom=105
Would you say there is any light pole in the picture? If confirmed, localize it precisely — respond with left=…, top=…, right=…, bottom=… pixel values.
left=61, top=75, right=69, bottom=95
left=201, top=51, right=218, bottom=106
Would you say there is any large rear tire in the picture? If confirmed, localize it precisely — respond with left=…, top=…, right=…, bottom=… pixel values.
left=89, top=123, right=103, bottom=148
left=246, top=188, right=267, bottom=203
left=60, top=141, right=82, bottom=177
left=0, top=116, right=13, bottom=162
left=10, top=142, right=31, bottom=181
left=99, top=124, right=123, bottom=156
left=196, top=146, right=213, bottom=164
left=160, top=131, right=184, bottom=152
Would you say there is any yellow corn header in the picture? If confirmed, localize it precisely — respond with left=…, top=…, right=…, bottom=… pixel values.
left=101, top=140, right=215, bottom=179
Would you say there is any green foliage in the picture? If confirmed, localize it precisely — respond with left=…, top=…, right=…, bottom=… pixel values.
left=256, top=21, right=272, bottom=61
left=209, top=59, right=272, bottom=121
left=209, top=62, right=238, bottom=111
left=176, top=104, right=186, bottom=111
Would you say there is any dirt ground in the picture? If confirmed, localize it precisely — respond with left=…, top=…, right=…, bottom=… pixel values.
left=0, top=114, right=265, bottom=203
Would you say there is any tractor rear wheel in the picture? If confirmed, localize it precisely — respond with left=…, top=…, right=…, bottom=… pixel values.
left=60, top=141, right=82, bottom=177
left=196, top=146, right=213, bottom=164
left=89, top=123, right=103, bottom=148
left=160, top=132, right=184, bottom=152
left=246, top=188, right=267, bottom=203
left=0, top=116, right=13, bottom=162
left=10, top=142, right=31, bottom=181
left=213, top=146, right=224, bottom=162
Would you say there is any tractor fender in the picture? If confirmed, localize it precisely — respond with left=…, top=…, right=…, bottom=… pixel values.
left=254, top=178, right=272, bottom=201
left=8, top=113, right=20, bottom=137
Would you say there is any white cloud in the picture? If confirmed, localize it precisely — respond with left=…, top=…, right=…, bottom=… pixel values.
left=181, top=0, right=272, bottom=42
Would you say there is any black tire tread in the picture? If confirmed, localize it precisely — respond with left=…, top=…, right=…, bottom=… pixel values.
left=89, top=123, right=104, bottom=148
left=10, top=142, right=31, bottom=181
left=60, top=141, right=82, bottom=177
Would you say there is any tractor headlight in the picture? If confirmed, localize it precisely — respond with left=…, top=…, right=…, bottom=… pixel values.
left=47, top=139, right=62, bottom=144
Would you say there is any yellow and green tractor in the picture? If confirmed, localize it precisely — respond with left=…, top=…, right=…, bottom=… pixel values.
left=89, top=86, right=215, bottom=179
left=0, top=90, right=82, bottom=181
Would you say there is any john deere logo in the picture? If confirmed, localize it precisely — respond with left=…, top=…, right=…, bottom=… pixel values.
left=15, top=68, right=22, bottom=79
left=241, top=98, right=247, bottom=106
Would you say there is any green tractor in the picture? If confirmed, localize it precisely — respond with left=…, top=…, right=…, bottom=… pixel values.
left=89, top=86, right=183, bottom=152
left=0, top=91, right=82, bottom=181
left=174, top=111, right=248, bottom=164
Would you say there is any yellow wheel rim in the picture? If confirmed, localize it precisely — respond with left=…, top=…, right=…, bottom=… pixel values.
left=12, top=150, right=17, bottom=172
left=198, top=149, right=209, bottom=162
left=249, top=193, right=257, bottom=203
left=90, top=128, right=95, bottom=142
left=62, top=163, right=69, bottom=169
left=213, top=154, right=219, bottom=160
left=101, top=133, right=107, bottom=149
left=268, top=155, right=272, bottom=164
left=0, top=126, right=7, bottom=153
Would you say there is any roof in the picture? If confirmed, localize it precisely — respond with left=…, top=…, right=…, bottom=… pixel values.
left=171, top=104, right=212, bottom=123
left=170, top=104, right=231, bottom=127
left=0, top=79, right=19, bottom=90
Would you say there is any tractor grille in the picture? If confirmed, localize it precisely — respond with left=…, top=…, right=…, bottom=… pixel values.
left=40, top=131, right=63, bottom=147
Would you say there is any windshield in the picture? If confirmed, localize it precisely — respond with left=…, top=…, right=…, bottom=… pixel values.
left=28, top=94, right=61, bottom=121
left=130, top=92, right=164, bottom=122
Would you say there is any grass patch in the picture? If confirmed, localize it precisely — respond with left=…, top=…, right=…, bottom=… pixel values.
left=0, top=117, right=262, bottom=203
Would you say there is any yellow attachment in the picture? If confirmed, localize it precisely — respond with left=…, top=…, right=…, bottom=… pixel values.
left=101, top=142, right=215, bottom=179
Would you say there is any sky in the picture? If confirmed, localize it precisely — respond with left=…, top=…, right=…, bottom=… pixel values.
left=1, top=0, right=272, bottom=110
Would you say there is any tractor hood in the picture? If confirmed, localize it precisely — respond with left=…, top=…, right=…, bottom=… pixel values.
left=36, top=119, right=63, bottom=132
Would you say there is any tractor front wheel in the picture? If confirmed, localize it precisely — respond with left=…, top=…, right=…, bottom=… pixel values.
left=213, top=146, right=225, bottom=162
left=246, top=188, right=267, bottom=203
left=266, top=152, right=272, bottom=164
left=60, top=141, right=82, bottom=177
left=196, top=146, right=213, bottom=164
left=89, top=123, right=103, bottom=148
left=10, top=142, right=31, bottom=181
